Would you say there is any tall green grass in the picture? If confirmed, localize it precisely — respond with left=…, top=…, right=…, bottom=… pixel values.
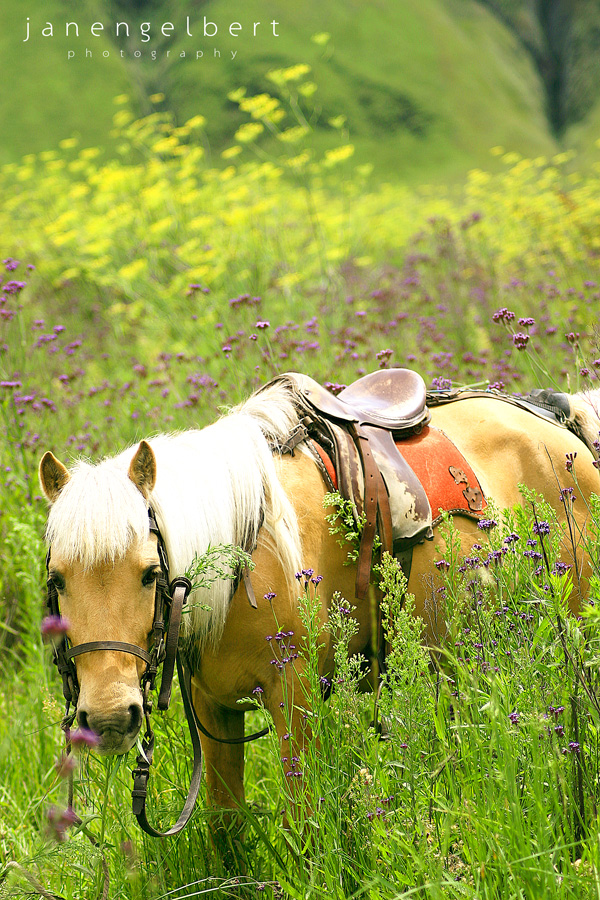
left=3, top=502, right=600, bottom=898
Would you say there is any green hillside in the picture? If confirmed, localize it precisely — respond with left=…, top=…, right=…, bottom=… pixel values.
left=4, top=0, right=598, bottom=182
left=0, top=0, right=131, bottom=165
left=164, top=0, right=557, bottom=182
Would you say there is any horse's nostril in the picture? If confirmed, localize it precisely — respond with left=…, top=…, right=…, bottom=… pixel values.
left=127, top=704, right=143, bottom=735
left=77, top=709, right=90, bottom=731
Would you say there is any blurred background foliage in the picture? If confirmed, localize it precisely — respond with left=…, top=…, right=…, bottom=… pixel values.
left=3, top=0, right=600, bottom=181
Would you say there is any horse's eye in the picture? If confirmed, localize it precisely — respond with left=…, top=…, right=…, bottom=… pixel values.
left=142, top=568, right=159, bottom=588
left=49, top=572, right=66, bottom=592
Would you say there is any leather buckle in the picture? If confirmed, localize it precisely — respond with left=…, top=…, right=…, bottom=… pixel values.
left=169, top=576, right=192, bottom=603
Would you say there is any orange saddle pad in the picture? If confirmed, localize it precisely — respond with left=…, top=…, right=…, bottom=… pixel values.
left=395, top=425, right=487, bottom=525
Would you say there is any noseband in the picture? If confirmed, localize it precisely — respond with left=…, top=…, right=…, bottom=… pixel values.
left=46, top=507, right=201, bottom=837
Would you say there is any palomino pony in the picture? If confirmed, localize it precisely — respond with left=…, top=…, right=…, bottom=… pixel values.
left=39, top=374, right=600, bottom=833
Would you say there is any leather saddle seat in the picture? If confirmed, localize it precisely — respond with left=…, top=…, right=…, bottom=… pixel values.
left=290, top=368, right=430, bottom=432
left=338, top=369, right=430, bottom=430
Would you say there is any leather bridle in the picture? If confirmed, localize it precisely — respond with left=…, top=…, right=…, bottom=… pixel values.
left=46, top=508, right=200, bottom=838
left=46, top=506, right=271, bottom=837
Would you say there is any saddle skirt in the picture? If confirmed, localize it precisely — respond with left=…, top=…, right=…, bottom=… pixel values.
left=323, top=420, right=488, bottom=546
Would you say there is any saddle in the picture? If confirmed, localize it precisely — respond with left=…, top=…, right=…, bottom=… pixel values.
left=260, top=370, right=597, bottom=664
left=289, top=370, right=435, bottom=597
left=297, top=368, right=430, bottom=430
left=262, top=370, right=432, bottom=598
left=261, top=370, right=493, bottom=600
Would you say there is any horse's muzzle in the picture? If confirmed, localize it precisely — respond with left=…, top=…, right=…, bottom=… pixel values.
left=77, top=702, right=143, bottom=754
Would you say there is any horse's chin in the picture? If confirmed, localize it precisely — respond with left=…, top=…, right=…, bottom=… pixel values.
left=97, top=730, right=139, bottom=756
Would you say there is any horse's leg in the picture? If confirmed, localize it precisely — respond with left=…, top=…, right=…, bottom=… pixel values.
left=191, top=683, right=246, bottom=861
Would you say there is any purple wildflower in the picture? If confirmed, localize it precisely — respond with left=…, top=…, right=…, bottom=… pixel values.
left=46, top=805, right=79, bottom=842
left=41, top=615, right=70, bottom=638
left=69, top=728, right=100, bottom=750
left=324, top=381, right=346, bottom=395
left=477, top=518, right=498, bottom=530
left=533, top=521, right=550, bottom=536
left=376, top=348, right=393, bottom=368
left=512, top=333, right=529, bottom=350
left=3, top=280, right=27, bottom=294
left=492, top=307, right=515, bottom=323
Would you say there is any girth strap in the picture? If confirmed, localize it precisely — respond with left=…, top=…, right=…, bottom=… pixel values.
left=354, top=425, right=393, bottom=599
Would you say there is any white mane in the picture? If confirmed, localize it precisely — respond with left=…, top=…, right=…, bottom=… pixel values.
left=45, top=382, right=304, bottom=649
left=571, top=387, right=600, bottom=449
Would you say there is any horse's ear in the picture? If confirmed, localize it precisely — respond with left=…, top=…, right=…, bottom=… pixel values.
left=128, top=440, right=157, bottom=498
left=39, top=451, right=70, bottom=503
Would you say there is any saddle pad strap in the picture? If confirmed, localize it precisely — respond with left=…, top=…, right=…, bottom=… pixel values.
left=364, top=428, right=394, bottom=557
left=336, top=427, right=364, bottom=519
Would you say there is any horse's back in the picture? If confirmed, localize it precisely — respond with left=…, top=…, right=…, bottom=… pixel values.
left=429, top=396, right=599, bottom=508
